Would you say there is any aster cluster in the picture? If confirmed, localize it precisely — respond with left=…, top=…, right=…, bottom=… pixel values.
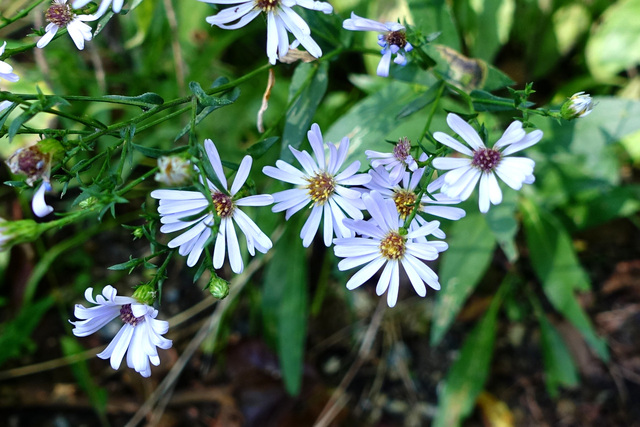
left=0, top=0, right=591, bottom=381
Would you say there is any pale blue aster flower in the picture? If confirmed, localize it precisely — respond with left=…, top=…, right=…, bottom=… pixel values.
left=343, top=12, right=413, bottom=77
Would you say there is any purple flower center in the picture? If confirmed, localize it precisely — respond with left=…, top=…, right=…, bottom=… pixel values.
left=471, top=148, right=502, bottom=172
left=120, top=304, right=145, bottom=326
left=306, top=172, right=336, bottom=205
left=379, top=231, right=406, bottom=260
left=45, top=3, right=74, bottom=27
left=211, top=191, right=235, bottom=218
left=386, top=31, right=408, bottom=49
left=255, top=0, right=280, bottom=11
left=393, top=137, right=411, bottom=163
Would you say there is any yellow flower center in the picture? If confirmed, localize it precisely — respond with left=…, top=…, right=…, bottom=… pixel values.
left=392, top=189, right=417, bottom=219
left=305, top=172, right=336, bottom=205
left=379, top=231, right=406, bottom=260
left=211, top=191, right=235, bottom=218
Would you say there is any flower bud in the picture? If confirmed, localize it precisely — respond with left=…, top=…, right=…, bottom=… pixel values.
left=132, top=284, right=157, bottom=306
left=155, top=156, right=192, bottom=186
left=5, top=139, right=63, bottom=186
left=132, top=227, right=145, bottom=239
left=209, top=275, right=229, bottom=300
left=561, top=92, right=594, bottom=120
left=78, top=196, right=98, bottom=210
left=0, top=218, right=43, bottom=251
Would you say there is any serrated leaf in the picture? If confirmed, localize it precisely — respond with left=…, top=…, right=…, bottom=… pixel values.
left=521, top=200, right=609, bottom=361
left=433, top=281, right=508, bottom=427
left=262, top=219, right=308, bottom=395
left=431, top=210, right=496, bottom=346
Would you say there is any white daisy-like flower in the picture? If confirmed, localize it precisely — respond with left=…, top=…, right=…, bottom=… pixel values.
left=342, top=12, right=413, bottom=77
left=0, top=42, right=19, bottom=83
left=70, top=285, right=172, bottom=377
left=200, top=0, right=333, bottom=65
left=365, top=165, right=466, bottom=227
left=72, top=0, right=124, bottom=17
left=365, top=137, right=418, bottom=184
left=37, top=0, right=98, bottom=50
left=263, top=123, right=371, bottom=247
left=432, top=113, right=543, bottom=213
left=333, top=191, right=446, bottom=308
left=561, top=91, right=594, bottom=119
left=151, top=139, right=273, bottom=274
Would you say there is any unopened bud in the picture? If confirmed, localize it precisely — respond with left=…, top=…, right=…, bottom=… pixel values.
left=132, top=284, right=157, bottom=306
left=132, top=227, right=144, bottom=239
left=155, top=156, right=192, bottom=186
left=79, top=196, right=98, bottom=210
left=5, top=139, right=63, bottom=186
left=209, top=275, right=229, bottom=300
left=561, top=92, right=594, bottom=120
left=0, top=218, right=43, bottom=251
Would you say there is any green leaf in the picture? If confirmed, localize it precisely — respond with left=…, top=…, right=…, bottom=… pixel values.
left=453, top=0, right=515, bottom=62
left=586, top=0, right=640, bottom=80
left=60, top=336, right=108, bottom=422
left=433, top=280, right=508, bottom=427
left=484, top=190, right=519, bottom=262
left=131, top=143, right=189, bottom=159
left=431, top=210, right=496, bottom=346
left=102, top=92, right=165, bottom=110
left=0, top=297, right=54, bottom=367
left=471, top=89, right=529, bottom=112
left=280, top=62, right=328, bottom=163
left=247, top=136, right=280, bottom=158
left=521, top=199, right=609, bottom=361
left=408, top=0, right=461, bottom=50
left=189, top=81, right=234, bottom=108
left=538, top=314, right=579, bottom=397
left=262, top=220, right=308, bottom=395
left=396, top=81, right=444, bottom=119
left=325, top=81, right=421, bottom=169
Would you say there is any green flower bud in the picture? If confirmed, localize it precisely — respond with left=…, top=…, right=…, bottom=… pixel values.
left=132, top=284, right=157, bottom=306
left=132, top=227, right=145, bottom=239
left=0, top=218, right=43, bottom=251
left=79, top=196, right=98, bottom=210
left=209, top=275, right=229, bottom=300
left=560, top=92, right=594, bottom=120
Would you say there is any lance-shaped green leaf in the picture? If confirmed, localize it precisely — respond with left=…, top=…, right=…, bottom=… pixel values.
left=280, top=62, right=328, bottom=163
left=431, top=210, right=496, bottom=346
left=132, top=143, right=189, bottom=159
left=262, top=219, right=308, bottom=395
left=538, top=313, right=580, bottom=397
left=521, top=199, right=609, bottom=361
left=60, top=336, right=108, bottom=423
left=102, top=92, right=165, bottom=110
left=0, top=297, right=54, bottom=367
left=247, top=136, right=279, bottom=158
left=433, top=279, right=508, bottom=427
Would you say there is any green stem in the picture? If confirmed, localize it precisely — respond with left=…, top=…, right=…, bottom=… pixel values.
left=115, top=167, right=158, bottom=196
left=418, top=81, right=445, bottom=144
left=0, top=0, right=48, bottom=31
